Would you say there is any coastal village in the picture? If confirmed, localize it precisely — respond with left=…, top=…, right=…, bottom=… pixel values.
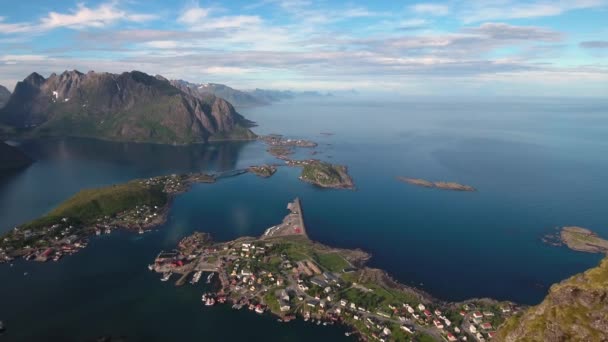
left=0, top=173, right=215, bottom=264
left=0, top=132, right=357, bottom=265
left=150, top=199, right=517, bottom=342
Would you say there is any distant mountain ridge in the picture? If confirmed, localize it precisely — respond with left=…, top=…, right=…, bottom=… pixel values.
left=171, top=80, right=268, bottom=108
left=0, top=70, right=256, bottom=144
left=0, top=85, right=10, bottom=108
left=171, top=79, right=333, bottom=107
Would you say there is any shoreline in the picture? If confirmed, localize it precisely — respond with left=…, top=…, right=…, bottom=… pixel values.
left=150, top=199, right=519, bottom=342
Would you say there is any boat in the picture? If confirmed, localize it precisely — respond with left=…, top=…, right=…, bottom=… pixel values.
left=345, top=332, right=352, bottom=337
left=160, top=272, right=172, bottom=282
left=206, top=272, right=214, bottom=284
left=138, top=229, right=144, bottom=235
left=255, top=305, right=264, bottom=314
left=147, top=264, right=154, bottom=271
left=317, top=321, right=321, bottom=325
left=201, top=294, right=207, bottom=302
left=205, top=297, right=215, bottom=306
left=0, top=320, right=4, bottom=333
left=190, top=271, right=202, bottom=284
left=53, top=254, right=62, bottom=262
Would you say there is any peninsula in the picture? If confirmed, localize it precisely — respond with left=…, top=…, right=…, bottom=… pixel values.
left=0, top=160, right=354, bottom=264
left=396, top=177, right=476, bottom=192
left=0, top=172, right=217, bottom=262
left=150, top=199, right=517, bottom=342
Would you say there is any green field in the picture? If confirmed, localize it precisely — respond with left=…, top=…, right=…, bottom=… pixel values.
left=22, top=181, right=167, bottom=230
left=314, top=252, right=350, bottom=272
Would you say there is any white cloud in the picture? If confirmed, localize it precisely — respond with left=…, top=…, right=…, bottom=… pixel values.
left=460, top=0, right=606, bottom=23
left=0, top=0, right=606, bottom=96
left=0, top=17, right=32, bottom=34
left=0, top=2, right=157, bottom=34
left=40, top=2, right=157, bottom=29
left=410, top=3, right=450, bottom=16
left=178, top=5, right=210, bottom=25
left=0, top=54, right=48, bottom=63
left=144, top=40, right=180, bottom=49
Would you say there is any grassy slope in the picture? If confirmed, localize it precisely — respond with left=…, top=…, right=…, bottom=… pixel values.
left=496, top=257, right=608, bottom=341
left=22, top=181, right=167, bottom=230
left=300, top=161, right=350, bottom=187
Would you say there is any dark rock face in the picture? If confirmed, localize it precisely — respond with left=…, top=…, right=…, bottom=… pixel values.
left=0, top=70, right=256, bottom=144
left=0, top=85, right=10, bottom=108
left=0, top=141, right=31, bottom=171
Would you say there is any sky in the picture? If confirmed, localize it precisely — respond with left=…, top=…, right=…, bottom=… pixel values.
left=0, top=0, right=607, bottom=96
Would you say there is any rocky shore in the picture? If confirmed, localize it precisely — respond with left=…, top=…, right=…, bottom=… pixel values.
left=396, top=177, right=476, bottom=192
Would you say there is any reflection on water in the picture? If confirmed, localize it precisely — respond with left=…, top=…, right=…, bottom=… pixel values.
left=18, top=137, right=252, bottom=173
left=0, top=138, right=261, bottom=234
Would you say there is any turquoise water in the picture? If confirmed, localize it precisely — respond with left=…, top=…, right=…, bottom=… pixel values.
left=1, top=97, right=607, bottom=340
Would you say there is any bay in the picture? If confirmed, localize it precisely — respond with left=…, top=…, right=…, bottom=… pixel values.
left=1, top=97, right=607, bottom=340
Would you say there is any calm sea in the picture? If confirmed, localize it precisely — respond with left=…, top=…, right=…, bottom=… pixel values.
left=0, top=97, right=606, bottom=341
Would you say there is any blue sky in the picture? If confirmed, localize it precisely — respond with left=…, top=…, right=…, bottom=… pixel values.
left=0, top=0, right=607, bottom=96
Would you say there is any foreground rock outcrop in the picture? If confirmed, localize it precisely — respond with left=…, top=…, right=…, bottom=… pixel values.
left=496, top=256, right=608, bottom=341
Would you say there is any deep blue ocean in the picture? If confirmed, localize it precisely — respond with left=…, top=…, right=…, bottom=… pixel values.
left=1, top=97, right=607, bottom=341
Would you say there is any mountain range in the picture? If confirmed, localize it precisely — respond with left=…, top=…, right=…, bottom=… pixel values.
left=172, top=80, right=332, bottom=107
left=0, top=70, right=256, bottom=145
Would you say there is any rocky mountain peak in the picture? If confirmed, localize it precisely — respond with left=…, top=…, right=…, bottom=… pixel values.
left=0, top=70, right=256, bottom=144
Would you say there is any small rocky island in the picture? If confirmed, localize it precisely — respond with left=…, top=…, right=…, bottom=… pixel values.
left=247, top=165, right=278, bottom=178
left=543, top=226, right=608, bottom=254
left=262, top=134, right=317, bottom=160
left=151, top=199, right=517, bottom=342
left=260, top=134, right=318, bottom=148
left=259, top=134, right=355, bottom=190
left=396, top=177, right=476, bottom=192
left=299, top=160, right=355, bottom=189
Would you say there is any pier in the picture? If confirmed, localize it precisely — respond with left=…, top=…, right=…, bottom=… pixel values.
left=262, top=198, right=308, bottom=239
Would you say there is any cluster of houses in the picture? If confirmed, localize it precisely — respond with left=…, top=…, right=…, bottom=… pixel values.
left=459, top=303, right=514, bottom=341
left=0, top=217, right=91, bottom=263
left=152, top=233, right=516, bottom=342
left=261, top=135, right=318, bottom=148
left=141, top=174, right=188, bottom=194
